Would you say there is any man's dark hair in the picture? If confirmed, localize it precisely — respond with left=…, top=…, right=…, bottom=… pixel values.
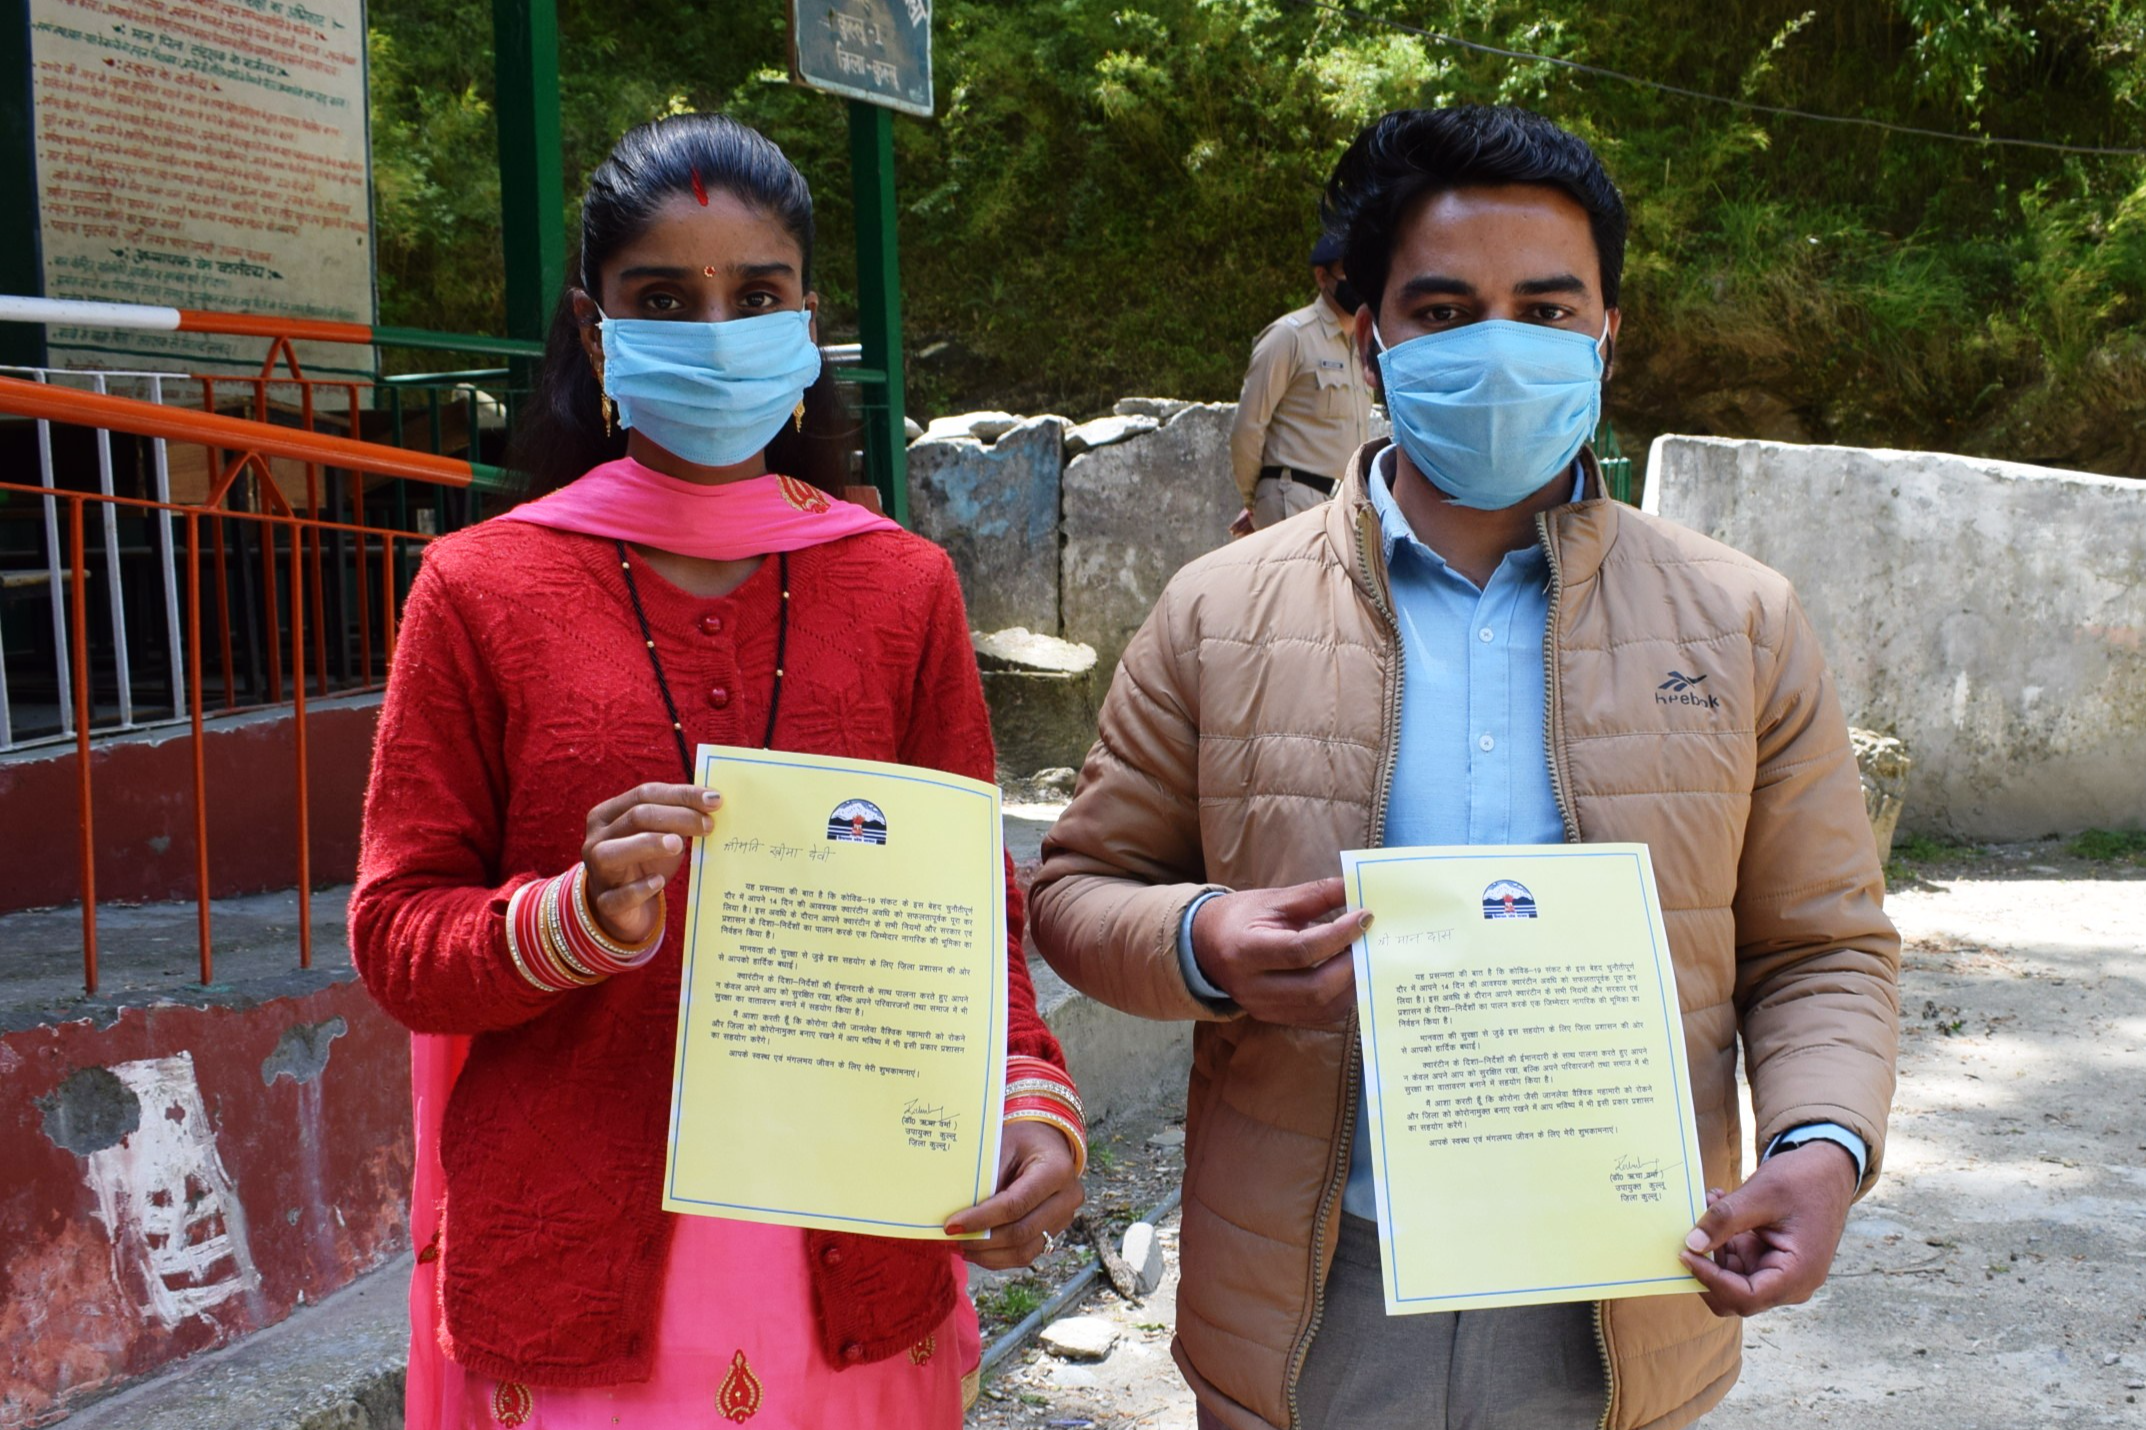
left=1321, top=105, right=1627, bottom=315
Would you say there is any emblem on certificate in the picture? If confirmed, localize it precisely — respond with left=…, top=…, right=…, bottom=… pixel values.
left=826, top=798, right=889, bottom=844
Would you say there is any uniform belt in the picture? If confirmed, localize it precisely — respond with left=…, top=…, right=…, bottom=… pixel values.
left=1257, top=465, right=1336, bottom=496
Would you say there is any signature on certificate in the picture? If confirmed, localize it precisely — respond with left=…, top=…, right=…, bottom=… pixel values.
left=901, top=1099, right=963, bottom=1152
left=1608, top=1152, right=1679, bottom=1205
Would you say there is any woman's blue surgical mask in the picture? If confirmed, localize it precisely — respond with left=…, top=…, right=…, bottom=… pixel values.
left=1373, top=317, right=1607, bottom=510
left=599, top=310, right=822, bottom=468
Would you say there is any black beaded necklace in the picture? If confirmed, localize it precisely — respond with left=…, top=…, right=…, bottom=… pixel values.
left=616, top=539, right=789, bottom=773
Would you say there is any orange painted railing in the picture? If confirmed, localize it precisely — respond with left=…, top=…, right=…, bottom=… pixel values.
left=0, top=377, right=496, bottom=995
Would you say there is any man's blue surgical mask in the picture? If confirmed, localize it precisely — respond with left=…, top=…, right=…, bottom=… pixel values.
left=600, top=310, right=822, bottom=468
left=1372, top=317, right=1608, bottom=510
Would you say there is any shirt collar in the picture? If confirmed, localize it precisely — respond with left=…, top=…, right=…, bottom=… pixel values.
left=1313, top=294, right=1349, bottom=333
left=1367, top=446, right=1584, bottom=574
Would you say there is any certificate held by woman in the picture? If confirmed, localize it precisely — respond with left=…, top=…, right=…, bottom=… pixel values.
left=663, top=745, right=1008, bottom=1238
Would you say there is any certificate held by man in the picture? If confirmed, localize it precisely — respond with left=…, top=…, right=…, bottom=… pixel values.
left=663, top=745, right=1006, bottom=1238
left=1344, top=843, right=1707, bottom=1314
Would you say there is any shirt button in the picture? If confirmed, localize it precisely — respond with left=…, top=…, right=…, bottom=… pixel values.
left=842, top=1342, right=866, bottom=1362
left=1478, top=627, right=1495, bottom=642
left=708, top=686, right=731, bottom=709
left=820, top=1243, right=844, bottom=1267
left=698, top=613, right=725, bottom=636
left=1478, top=734, right=1496, bottom=752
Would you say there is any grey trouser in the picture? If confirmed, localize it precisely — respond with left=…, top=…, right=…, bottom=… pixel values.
left=1251, top=474, right=1330, bottom=529
left=1198, top=1214, right=1608, bottom=1430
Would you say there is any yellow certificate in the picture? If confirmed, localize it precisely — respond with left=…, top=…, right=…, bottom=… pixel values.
left=663, top=746, right=1006, bottom=1238
left=1343, top=843, right=1706, bottom=1313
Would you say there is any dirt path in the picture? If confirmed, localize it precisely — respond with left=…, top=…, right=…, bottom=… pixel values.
left=972, top=848, right=2146, bottom=1429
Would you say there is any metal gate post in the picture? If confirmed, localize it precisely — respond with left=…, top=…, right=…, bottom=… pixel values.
left=0, top=0, right=45, bottom=369
left=849, top=100, right=908, bottom=525
left=493, top=0, right=566, bottom=368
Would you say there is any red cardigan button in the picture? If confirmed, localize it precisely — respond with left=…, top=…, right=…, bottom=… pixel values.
left=698, top=613, right=724, bottom=636
left=820, top=1243, right=844, bottom=1267
left=842, top=1341, right=866, bottom=1362
left=707, top=686, right=731, bottom=709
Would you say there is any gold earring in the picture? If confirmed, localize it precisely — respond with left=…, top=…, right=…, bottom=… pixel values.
left=603, top=394, right=617, bottom=438
left=793, top=399, right=806, bottom=433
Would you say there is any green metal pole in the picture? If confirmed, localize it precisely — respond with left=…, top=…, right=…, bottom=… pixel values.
left=848, top=101, right=908, bottom=525
left=0, top=0, right=45, bottom=369
left=492, top=0, right=565, bottom=362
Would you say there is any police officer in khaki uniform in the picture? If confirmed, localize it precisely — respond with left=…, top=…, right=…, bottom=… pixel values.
left=1227, top=234, right=1375, bottom=532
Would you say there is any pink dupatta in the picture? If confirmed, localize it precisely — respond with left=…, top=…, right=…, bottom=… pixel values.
left=496, top=456, right=899, bottom=558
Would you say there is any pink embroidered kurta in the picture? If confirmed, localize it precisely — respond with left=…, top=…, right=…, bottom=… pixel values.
left=405, top=1036, right=978, bottom=1429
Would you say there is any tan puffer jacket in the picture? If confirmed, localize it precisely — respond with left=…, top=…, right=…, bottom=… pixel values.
left=1032, top=444, right=1899, bottom=1430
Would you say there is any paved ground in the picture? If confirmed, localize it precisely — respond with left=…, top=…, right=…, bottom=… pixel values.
left=971, top=843, right=2146, bottom=1429
left=0, top=885, right=351, bottom=1034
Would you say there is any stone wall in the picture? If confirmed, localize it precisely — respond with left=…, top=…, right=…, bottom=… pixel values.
left=1644, top=435, right=2146, bottom=840
left=1060, top=404, right=1242, bottom=679
left=907, top=400, right=1245, bottom=695
left=907, top=415, right=1067, bottom=635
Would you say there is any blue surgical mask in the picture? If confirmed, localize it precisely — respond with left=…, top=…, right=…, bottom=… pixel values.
left=599, top=310, right=822, bottom=468
left=1372, top=317, right=1607, bottom=510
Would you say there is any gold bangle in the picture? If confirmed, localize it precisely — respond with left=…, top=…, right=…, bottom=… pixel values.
left=1007, top=1109, right=1088, bottom=1180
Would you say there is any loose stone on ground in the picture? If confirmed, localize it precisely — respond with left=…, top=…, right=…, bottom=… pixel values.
left=1040, top=1316, right=1121, bottom=1362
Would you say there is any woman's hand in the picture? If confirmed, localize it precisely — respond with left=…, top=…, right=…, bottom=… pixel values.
left=581, top=782, right=719, bottom=945
left=946, top=1121, right=1084, bottom=1270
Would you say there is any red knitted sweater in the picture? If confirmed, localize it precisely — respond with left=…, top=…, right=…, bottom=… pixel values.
left=350, top=518, right=1066, bottom=1388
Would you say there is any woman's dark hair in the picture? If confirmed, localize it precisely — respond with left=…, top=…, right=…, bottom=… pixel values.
left=506, top=113, right=854, bottom=496
left=1321, top=105, right=1627, bottom=317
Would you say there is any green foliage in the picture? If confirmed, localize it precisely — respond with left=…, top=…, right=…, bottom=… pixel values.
left=975, top=1280, right=1044, bottom=1322
left=368, top=0, right=2146, bottom=469
left=2068, top=827, right=2146, bottom=861
left=1891, top=832, right=1982, bottom=862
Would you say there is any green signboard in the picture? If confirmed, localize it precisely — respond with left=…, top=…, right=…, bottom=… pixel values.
left=788, top=0, right=931, bottom=118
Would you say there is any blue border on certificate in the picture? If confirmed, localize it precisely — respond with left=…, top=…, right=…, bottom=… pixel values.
left=1349, top=847, right=1699, bottom=1305
left=665, top=748, right=1005, bottom=1230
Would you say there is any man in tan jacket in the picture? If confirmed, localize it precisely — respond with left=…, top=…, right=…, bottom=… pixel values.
left=1032, top=105, right=1898, bottom=1430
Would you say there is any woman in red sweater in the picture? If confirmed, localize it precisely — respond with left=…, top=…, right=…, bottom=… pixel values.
left=350, top=114, right=1084, bottom=1429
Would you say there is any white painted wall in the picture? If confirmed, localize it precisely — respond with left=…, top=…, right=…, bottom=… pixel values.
left=1645, top=435, right=2146, bottom=840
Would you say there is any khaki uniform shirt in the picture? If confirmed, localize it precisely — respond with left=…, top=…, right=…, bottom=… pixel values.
left=1228, top=294, right=1375, bottom=505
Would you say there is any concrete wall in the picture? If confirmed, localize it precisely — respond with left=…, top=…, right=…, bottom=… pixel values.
left=0, top=697, right=381, bottom=916
left=0, top=976, right=411, bottom=1428
left=1644, top=435, right=2146, bottom=839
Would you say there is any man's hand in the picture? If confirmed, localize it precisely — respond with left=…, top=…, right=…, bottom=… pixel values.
left=1228, top=509, right=1256, bottom=539
left=1189, top=878, right=1369, bottom=1029
left=1679, top=1139, right=1858, bottom=1317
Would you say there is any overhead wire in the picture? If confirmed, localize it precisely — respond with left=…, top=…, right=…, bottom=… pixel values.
left=1288, top=0, right=2146, bottom=159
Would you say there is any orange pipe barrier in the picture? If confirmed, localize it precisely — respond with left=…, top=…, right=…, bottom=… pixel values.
left=0, top=375, right=477, bottom=488
left=175, top=309, right=376, bottom=345
left=70, top=502, right=97, bottom=997
left=4, top=481, right=433, bottom=994
left=187, top=509, right=212, bottom=985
